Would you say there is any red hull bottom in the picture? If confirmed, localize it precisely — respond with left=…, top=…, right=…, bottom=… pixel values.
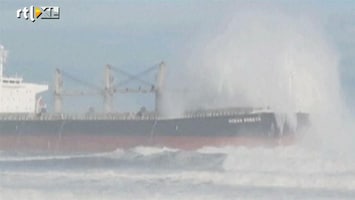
left=0, top=135, right=296, bottom=153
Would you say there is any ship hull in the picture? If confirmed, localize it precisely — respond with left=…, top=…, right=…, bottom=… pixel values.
left=0, top=112, right=307, bottom=153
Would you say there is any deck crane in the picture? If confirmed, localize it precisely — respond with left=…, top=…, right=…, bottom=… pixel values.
left=54, top=62, right=166, bottom=115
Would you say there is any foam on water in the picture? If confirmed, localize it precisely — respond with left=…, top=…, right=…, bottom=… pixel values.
left=132, top=146, right=179, bottom=156
left=1, top=146, right=355, bottom=199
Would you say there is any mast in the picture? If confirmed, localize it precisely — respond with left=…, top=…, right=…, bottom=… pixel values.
left=54, top=68, right=63, bottom=113
left=0, top=45, right=7, bottom=82
left=155, top=61, right=166, bottom=115
left=104, top=64, right=114, bottom=113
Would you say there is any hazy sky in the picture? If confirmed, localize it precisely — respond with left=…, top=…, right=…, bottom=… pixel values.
left=0, top=0, right=354, bottom=114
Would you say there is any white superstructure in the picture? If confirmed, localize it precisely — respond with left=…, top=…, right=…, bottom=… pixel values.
left=0, top=45, right=48, bottom=113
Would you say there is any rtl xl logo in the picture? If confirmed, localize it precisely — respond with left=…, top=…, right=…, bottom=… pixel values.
left=16, top=6, right=60, bottom=22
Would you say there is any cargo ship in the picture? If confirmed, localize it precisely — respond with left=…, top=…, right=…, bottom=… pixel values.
left=0, top=45, right=309, bottom=153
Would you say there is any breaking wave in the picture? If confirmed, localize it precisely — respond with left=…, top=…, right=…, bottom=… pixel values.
left=1, top=145, right=355, bottom=199
left=0, top=147, right=226, bottom=172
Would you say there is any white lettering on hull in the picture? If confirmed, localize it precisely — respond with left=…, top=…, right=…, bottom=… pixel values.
left=228, top=117, right=261, bottom=124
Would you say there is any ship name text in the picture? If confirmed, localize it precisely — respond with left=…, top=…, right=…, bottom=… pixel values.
left=228, top=117, right=261, bottom=124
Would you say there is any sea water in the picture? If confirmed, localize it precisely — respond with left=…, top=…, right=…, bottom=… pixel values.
left=1, top=145, right=355, bottom=200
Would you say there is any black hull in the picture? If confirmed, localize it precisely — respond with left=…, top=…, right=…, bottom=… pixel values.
left=0, top=112, right=309, bottom=153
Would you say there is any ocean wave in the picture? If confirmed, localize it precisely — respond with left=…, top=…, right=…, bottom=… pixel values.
left=0, top=146, right=226, bottom=171
left=1, top=145, right=355, bottom=199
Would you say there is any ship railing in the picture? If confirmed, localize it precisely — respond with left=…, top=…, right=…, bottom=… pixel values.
left=34, top=112, right=159, bottom=121
left=0, top=107, right=266, bottom=120
left=0, top=113, right=152, bottom=121
left=182, top=108, right=263, bottom=119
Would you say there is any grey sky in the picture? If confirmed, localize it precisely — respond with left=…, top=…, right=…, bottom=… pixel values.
left=0, top=0, right=354, bottom=114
